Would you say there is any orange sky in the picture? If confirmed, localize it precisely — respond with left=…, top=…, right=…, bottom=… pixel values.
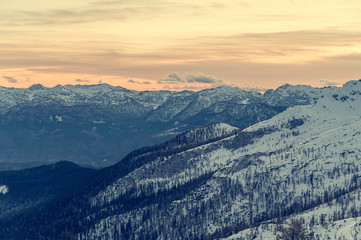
left=1, top=0, right=361, bottom=91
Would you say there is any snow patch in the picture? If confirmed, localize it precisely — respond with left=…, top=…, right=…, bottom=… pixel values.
left=93, top=120, right=105, bottom=124
left=55, top=115, right=63, bottom=122
left=0, top=185, right=9, bottom=195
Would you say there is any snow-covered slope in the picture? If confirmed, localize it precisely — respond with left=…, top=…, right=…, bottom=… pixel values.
left=0, top=81, right=361, bottom=240
left=263, top=83, right=335, bottom=107
left=75, top=80, right=361, bottom=239
left=224, top=187, right=361, bottom=240
left=1, top=80, right=358, bottom=239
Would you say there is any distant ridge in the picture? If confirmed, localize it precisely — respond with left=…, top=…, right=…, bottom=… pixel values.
left=0, top=82, right=336, bottom=169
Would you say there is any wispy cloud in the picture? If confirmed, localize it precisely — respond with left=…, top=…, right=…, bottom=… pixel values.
left=0, top=1, right=172, bottom=26
left=0, top=0, right=248, bottom=27
left=158, top=73, right=223, bottom=85
left=155, top=73, right=227, bottom=91
left=75, top=78, right=90, bottom=83
left=158, top=73, right=185, bottom=84
left=1, top=8, right=129, bottom=26
left=168, top=29, right=361, bottom=65
left=2, top=76, right=18, bottom=83
left=185, top=74, right=222, bottom=83
left=1, top=28, right=360, bottom=90
left=2, top=27, right=361, bottom=71
left=319, top=80, right=342, bottom=86
left=128, top=79, right=151, bottom=84
left=328, top=53, right=361, bottom=62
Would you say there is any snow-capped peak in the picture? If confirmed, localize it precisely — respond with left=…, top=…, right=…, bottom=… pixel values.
left=342, top=78, right=361, bottom=90
left=29, top=84, right=47, bottom=91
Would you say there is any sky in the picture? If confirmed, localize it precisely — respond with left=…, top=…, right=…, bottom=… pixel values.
left=1, top=0, right=361, bottom=91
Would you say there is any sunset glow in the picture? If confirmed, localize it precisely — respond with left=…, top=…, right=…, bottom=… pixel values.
left=1, top=0, right=361, bottom=90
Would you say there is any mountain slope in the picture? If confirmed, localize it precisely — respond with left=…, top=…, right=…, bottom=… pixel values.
left=1, top=80, right=360, bottom=239
left=0, top=161, right=97, bottom=219
left=80, top=79, right=361, bottom=239
left=0, top=84, right=334, bottom=169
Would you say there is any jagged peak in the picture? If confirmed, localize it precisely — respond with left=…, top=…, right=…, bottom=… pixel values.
left=51, top=84, right=69, bottom=92
left=341, top=79, right=361, bottom=91
left=209, top=85, right=246, bottom=92
left=196, top=86, right=252, bottom=99
left=29, top=83, right=47, bottom=91
left=275, top=83, right=317, bottom=92
left=74, top=83, right=114, bottom=90
left=277, top=83, right=292, bottom=89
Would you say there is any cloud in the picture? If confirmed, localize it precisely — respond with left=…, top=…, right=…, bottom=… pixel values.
left=91, top=0, right=151, bottom=6
left=1, top=28, right=361, bottom=90
left=185, top=74, right=223, bottom=83
left=319, top=80, right=342, bottom=86
left=158, top=73, right=185, bottom=84
left=8, top=8, right=128, bottom=25
left=0, top=1, right=170, bottom=27
left=328, top=53, right=361, bottom=62
left=3, top=29, right=360, bottom=77
left=2, top=76, right=18, bottom=83
left=155, top=29, right=361, bottom=66
left=75, top=78, right=90, bottom=83
left=158, top=73, right=223, bottom=85
left=128, top=79, right=151, bottom=84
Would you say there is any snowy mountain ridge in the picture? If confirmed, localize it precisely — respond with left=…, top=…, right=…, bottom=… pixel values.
left=0, top=84, right=251, bottom=114
left=1, top=79, right=361, bottom=239
left=0, top=83, right=169, bottom=114
left=79, top=80, right=361, bottom=239
left=0, top=83, right=334, bottom=169
left=0, top=83, right=333, bottom=115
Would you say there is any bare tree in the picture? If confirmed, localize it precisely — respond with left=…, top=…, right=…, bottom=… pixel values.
left=279, top=217, right=310, bottom=240
left=351, top=217, right=359, bottom=240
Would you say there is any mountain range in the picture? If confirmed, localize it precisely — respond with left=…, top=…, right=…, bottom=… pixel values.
left=1, top=79, right=361, bottom=239
left=0, top=83, right=334, bottom=170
